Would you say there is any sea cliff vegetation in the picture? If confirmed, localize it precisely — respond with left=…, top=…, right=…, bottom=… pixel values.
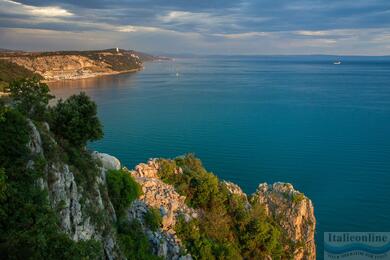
left=0, top=78, right=315, bottom=259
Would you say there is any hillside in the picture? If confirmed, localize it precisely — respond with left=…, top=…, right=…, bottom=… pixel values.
left=0, top=48, right=166, bottom=82
left=0, top=60, right=42, bottom=92
left=0, top=78, right=316, bottom=259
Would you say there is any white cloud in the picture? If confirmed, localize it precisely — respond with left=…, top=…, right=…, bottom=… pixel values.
left=0, top=0, right=73, bottom=17
left=214, top=32, right=269, bottom=39
left=295, top=30, right=328, bottom=36
left=117, top=25, right=165, bottom=33
left=158, top=10, right=236, bottom=31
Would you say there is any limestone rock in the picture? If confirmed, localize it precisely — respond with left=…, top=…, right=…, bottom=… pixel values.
left=129, top=159, right=196, bottom=259
left=92, top=151, right=121, bottom=170
left=27, top=119, right=43, bottom=155
left=253, top=182, right=316, bottom=260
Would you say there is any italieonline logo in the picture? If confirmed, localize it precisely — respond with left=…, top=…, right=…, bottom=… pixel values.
left=324, top=232, right=390, bottom=259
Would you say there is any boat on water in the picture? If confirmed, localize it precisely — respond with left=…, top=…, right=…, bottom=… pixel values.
left=333, top=60, right=342, bottom=65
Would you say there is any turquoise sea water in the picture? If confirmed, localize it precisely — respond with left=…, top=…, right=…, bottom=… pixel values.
left=50, top=56, right=390, bottom=257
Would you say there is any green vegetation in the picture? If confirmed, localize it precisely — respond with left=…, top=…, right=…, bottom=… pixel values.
left=158, top=154, right=288, bottom=259
left=144, top=207, right=162, bottom=232
left=106, top=170, right=161, bottom=259
left=292, top=193, right=305, bottom=204
left=0, top=60, right=42, bottom=91
left=117, top=219, right=162, bottom=260
left=0, top=102, right=103, bottom=259
left=106, top=169, right=142, bottom=217
left=6, top=78, right=53, bottom=120
left=51, top=92, right=103, bottom=148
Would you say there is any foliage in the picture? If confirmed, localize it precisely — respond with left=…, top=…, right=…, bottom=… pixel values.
left=0, top=60, right=42, bottom=89
left=6, top=78, right=53, bottom=120
left=106, top=169, right=142, bottom=217
left=159, top=154, right=289, bottom=259
left=51, top=92, right=103, bottom=148
left=0, top=108, right=30, bottom=170
left=117, top=219, right=162, bottom=260
left=292, top=193, right=305, bottom=204
left=144, top=207, right=162, bottom=232
left=0, top=105, right=103, bottom=259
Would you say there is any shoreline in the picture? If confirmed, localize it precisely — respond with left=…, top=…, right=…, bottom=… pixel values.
left=43, top=67, right=143, bottom=83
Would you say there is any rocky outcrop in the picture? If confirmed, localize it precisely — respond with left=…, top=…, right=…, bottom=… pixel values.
left=25, top=119, right=315, bottom=260
left=127, top=200, right=191, bottom=260
left=253, top=183, right=316, bottom=260
left=27, top=121, right=121, bottom=259
left=92, top=151, right=121, bottom=171
left=128, top=159, right=196, bottom=259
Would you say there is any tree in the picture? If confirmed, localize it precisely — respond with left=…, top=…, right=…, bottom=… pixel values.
left=6, top=78, right=53, bottom=120
left=51, top=92, right=103, bottom=147
left=106, top=169, right=142, bottom=217
left=0, top=108, right=30, bottom=170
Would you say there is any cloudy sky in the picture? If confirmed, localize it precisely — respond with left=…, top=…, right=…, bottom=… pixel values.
left=0, top=0, right=390, bottom=55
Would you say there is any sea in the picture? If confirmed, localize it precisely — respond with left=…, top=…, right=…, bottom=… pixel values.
left=49, top=55, right=390, bottom=258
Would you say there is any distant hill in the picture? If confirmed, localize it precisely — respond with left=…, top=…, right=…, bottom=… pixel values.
left=0, top=48, right=169, bottom=82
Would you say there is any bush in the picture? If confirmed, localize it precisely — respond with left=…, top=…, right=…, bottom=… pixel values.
left=292, top=193, right=305, bottom=204
left=6, top=78, right=53, bottom=120
left=0, top=108, right=30, bottom=170
left=51, top=92, right=103, bottom=148
left=117, top=219, right=161, bottom=260
left=106, top=169, right=142, bottom=216
left=144, top=207, right=162, bottom=231
left=160, top=154, right=289, bottom=259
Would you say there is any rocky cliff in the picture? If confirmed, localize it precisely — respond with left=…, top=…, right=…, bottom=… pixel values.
left=0, top=49, right=145, bottom=81
left=16, top=120, right=316, bottom=259
left=129, top=159, right=316, bottom=260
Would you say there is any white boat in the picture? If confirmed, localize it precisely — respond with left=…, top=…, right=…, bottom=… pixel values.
left=333, top=60, right=341, bottom=65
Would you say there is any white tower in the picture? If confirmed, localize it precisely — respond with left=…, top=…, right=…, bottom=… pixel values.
left=116, top=47, right=119, bottom=53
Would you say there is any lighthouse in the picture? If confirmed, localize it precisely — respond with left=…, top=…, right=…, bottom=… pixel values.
left=116, top=47, right=119, bottom=53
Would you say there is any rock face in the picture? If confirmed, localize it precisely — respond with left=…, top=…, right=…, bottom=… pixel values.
left=129, top=159, right=196, bottom=259
left=25, top=120, right=315, bottom=260
left=127, top=200, right=191, bottom=260
left=27, top=121, right=121, bottom=259
left=253, top=183, right=316, bottom=260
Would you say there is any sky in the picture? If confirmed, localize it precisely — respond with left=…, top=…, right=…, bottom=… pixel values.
left=0, top=0, right=390, bottom=55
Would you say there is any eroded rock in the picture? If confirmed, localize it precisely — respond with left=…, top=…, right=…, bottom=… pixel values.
left=253, top=182, right=316, bottom=260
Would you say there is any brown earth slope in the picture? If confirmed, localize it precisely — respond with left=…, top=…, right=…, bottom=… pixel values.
left=0, top=48, right=155, bottom=81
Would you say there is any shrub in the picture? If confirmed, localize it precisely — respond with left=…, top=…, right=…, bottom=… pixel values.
left=106, top=169, right=142, bottom=216
left=144, top=207, right=162, bottom=232
left=51, top=92, right=103, bottom=148
left=157, top=159, right=177, bottom=184
left=6, top=78, right=53, bottom=120
left=0, top=108, right=30, bottom=170
left=117, top=219, right=161, bottom=260
left=167, top=154, right=288, bottom=259
left=292, top=193, right=305, bottom=204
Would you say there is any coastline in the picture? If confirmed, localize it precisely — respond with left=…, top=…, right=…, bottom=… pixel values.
left=42, top=67, right=143, bottom=83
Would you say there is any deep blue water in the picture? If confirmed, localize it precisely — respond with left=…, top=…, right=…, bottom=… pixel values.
left=50, top=56, right=390, bottom=258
